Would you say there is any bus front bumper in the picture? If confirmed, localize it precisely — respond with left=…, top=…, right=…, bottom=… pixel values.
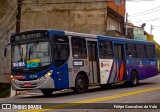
left=11, top=76, right=55, bottom=90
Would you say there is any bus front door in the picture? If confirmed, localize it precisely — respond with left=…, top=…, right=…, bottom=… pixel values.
left=114, top=44, right=126, bottom=82
left=87, top=41, right=99, bottom=84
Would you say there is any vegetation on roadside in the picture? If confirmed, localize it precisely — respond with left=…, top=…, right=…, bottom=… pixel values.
left=0, top=83, right=11, bottom=98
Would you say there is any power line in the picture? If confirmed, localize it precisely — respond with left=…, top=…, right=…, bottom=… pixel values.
left=6, top=0, right=17, bottom=12
left=0, top=0, right=18, bottom=42
left=0, top=1, right=17, bottom=29
left=0, top=22, right=16, bottom=40
left=129, top=8, right=160, bottom=17
left=131, top=18, right=160, bottom=23
left=0, top=14, right=17, bottom=35
left=0, top=9, right=17, bottom=30
left=129, top=5, right=160, bottom=16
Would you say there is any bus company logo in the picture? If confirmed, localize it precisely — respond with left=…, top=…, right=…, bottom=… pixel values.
left=101, top=63, right=104, bottom=68
left=101, top=63, right=110, bottom=68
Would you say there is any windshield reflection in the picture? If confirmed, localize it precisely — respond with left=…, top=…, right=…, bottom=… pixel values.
left=12, top=41, right=51, bottom=69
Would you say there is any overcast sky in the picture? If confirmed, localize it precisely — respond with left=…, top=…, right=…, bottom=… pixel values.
left=126, top=0, right=160, bottom=44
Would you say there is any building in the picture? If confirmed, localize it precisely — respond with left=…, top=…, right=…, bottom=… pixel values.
left=127, top=23, right=147, bottom=41
left=107, top=0, right=125, bottom=32
left=126, top=23, right=160, bottom=71
left=106, top=0, right=126, bottom=37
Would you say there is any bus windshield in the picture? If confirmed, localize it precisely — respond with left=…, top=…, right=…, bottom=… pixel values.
left=12, top=41, right=51, bottom=69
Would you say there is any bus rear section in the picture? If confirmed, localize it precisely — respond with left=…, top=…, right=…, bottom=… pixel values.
left=98, top=36, right=158, bottom=87
left=125, top=42, right=158, bottom=86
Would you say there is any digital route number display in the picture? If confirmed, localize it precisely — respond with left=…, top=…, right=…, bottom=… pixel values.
left=11, top=31, right=49, bottom=42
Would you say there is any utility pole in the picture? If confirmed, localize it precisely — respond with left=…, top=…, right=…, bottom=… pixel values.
left=16, top=0, right=22, bottom=33
left=11, top=0, right=22, bottom=97
left=125, top=13, right=128, bottom=36
left=150, top=25, right=154, bottom=35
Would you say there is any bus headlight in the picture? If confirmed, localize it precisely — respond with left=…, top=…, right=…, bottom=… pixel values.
left=39, top=70, right=53, bottom=80
left=11, top=75, right=14, bottom=79
left=45, top=70, right=53, bottom=77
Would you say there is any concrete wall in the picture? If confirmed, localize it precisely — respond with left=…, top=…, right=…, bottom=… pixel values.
left=21, top=0, right=107, bottom=35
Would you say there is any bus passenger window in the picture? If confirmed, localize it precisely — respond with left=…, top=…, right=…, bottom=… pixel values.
left=54, top=35, right=69, bottom=68
left=126, top=43, right=136, bottom=58
left=99, top=40, right=113, bottom=59
left=71, top=37, right=87, bottom=59
left=146, top=45, right=155, bottom=59
left=136, top=44, right=146, bottom=58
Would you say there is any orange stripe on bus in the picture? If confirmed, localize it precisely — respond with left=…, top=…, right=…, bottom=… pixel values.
left=119, top=61, right=124, bottom=81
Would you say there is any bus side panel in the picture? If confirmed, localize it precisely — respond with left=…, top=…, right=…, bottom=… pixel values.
left=52, top=30, right=69, bottom=89
left=145, top=59, right=158, bottom=78
left=67, top=36, right=90, bottom=88
left=53, top=63, right=69, bottom=89
left=99, top=59, right=114, bottom=84
left=126, top=59, right=143, bottom=81
left=126, top=59, right=157, bottom=81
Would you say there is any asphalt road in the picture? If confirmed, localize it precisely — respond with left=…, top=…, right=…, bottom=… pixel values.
left=0, top=74, right=160, bottom=112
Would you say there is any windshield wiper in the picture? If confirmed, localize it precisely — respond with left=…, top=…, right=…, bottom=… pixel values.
left=28, top=41, right=39, bottom=60
left=17, top=44, right=23, bottom=62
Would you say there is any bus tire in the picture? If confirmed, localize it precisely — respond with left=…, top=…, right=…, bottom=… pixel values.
left=74, top=74, right=87, bottom=94
left=41, top=89, right=53, bottom=96
left=130, top=71, right=139, bottom=87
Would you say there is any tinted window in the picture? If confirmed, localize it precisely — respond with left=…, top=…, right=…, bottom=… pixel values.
left=99, top=40, right=113, bottom=59
left=136, top=44, right=146, bottom=58
left=115, top=45, right=123, bottom=59
left=71, top=37, right=87, bottom=59
left=54, top=35, right=69, bottom=68
left=146, top=45, right=155, bottom=59
left=126, top=43, right=136, bottom=58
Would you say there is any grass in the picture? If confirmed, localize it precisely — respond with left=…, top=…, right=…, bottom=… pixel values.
left=0, top=83, right=11, bottom=98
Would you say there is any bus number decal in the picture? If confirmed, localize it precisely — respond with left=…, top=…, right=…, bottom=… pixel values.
left=73, top=60, right=84, bottom=66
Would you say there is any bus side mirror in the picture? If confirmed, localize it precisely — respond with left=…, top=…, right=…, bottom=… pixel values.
left=4, top=47, right=7, bottom=57
left=4, top=43, right=11, bottom=57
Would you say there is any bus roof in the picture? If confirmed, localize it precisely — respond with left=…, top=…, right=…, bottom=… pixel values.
left=97, top=36, right=155, bottom=45
left=12, top=29, right=155, bottom=45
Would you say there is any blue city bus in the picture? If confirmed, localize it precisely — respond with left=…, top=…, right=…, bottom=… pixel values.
left=4, top=30, right=158, bottom=96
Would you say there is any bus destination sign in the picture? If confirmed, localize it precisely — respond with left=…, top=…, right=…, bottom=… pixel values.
left=13, top=32, right=48, bottom=42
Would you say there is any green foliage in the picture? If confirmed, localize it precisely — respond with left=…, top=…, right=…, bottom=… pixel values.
left=0, top=83, right=11, bottom=98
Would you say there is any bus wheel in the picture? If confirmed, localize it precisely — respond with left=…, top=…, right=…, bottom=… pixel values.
left=41, top=89, right=53, bottom=96
left=74, top=74, right=86, bottom=94
left=130, top=71, right=139, bottom=87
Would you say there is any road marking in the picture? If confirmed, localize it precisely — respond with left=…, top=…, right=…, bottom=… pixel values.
left=20, top=86, right=160, bottom=112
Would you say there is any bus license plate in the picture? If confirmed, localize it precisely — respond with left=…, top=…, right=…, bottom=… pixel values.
left=24, top=83, right=31, bottom=87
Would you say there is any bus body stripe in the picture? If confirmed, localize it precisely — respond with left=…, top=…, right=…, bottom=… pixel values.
left=113, top=61, right=118, bottom=83
left=119, top=61, right=125, bottom=81
left=107, top=60, right=114, bottom=83
left=108, top=60, right=116, bottom=83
